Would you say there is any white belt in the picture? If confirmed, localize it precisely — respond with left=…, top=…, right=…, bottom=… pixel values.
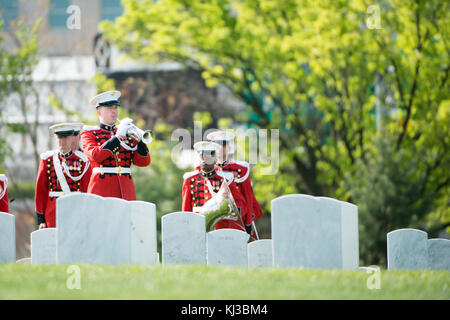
left=193, top=206, right=202, bottom=213
left=49, top=191, right=80, bottom=198
left=93, top=167, right=131, bottom=175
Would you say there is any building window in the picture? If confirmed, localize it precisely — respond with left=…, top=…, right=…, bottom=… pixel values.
left=101, top=0, right=123, bottom=21
left=49, top=0, right=71, bottom=28
left=0, top=0, right=19, bottom=30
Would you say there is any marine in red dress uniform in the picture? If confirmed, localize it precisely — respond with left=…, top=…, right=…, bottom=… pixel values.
left=0, top=174, right=9, bottom=213
left=207, top=130, right=263, bottom=237
left=181, top=141, right=252, bottom=233
left=80, top=90, right=151, bottom=200
left=35, top=123, right=92, bottom=228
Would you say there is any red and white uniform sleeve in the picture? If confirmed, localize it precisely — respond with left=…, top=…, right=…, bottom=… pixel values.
left=0, top=174, right=9, bottom=213
left=34, top=159, right=49, bottom=219
left=181, top=178, right=193, bottom=212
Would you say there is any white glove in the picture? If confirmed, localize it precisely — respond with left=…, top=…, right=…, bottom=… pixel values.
left=116, top=118, right=133, bottom=138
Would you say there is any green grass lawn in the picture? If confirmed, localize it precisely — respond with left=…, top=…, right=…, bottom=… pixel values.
left=0, top=264, right=448, bottom=299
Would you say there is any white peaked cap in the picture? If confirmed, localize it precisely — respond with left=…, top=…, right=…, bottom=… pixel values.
left=89, top=90, right=121, bottom=107
left=193, top=141, right=221, bottom=153
left=206, top=130, right=235, bottom=144
left=49, top=123, right=84, bottom=136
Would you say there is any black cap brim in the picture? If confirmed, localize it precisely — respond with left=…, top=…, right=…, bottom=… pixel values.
left=96, top=100, right=121, bottom=108
left=55, top=130, right=75, bottom=137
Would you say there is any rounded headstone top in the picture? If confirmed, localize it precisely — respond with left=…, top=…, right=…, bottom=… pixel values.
left=387, top=228, right=428, bottom=238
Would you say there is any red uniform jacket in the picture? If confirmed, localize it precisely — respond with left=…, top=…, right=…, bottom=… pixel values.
left=217, top=160, right=263, bottom=222
left=80, top=124, right=151, bottom=200
left=0, top=174, right=9, bottom=213
left=181, top=169, right=251, bottom=231
left=34, top=150, right=92, bottom=228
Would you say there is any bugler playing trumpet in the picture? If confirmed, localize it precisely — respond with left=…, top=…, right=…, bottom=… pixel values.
left=80, top=90, right=151, bottom=200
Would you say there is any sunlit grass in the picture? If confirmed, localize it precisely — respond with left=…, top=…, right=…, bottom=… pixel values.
left=0, top=264, right=448, bottom=299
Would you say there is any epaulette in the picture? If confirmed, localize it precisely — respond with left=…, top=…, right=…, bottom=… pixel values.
left=40, top=150, right=56, bottom=160
left=232, top=160, right=250, bottom=183
left=183, top=170, right=199, bottom=180
left=74, top=150, right=89, bottom=162
left=82, top=125, right=101, bottom=132
left=232, top=160, right=249, bottom=169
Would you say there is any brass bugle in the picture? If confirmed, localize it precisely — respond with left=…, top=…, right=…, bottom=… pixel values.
left=117, top=118, right=153, bottom=144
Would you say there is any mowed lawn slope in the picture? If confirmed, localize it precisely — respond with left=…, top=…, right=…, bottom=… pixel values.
left=0, top=264, right=448, bottom=300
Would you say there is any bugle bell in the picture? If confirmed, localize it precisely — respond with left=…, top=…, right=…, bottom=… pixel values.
left=117, top=118, right=153, bottom=144
left=127, top=124, right=153, bottom=144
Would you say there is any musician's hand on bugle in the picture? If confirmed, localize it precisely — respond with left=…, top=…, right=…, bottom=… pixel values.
left=116, top=117, right=133, bottom=139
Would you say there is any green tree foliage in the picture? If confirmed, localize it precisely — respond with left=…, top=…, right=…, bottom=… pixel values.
left=0, top=19, right=40, bottom=168
left=100, top=0, right=449, bottom=264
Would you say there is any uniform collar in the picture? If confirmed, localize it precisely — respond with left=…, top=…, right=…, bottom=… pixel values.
left=200, top=169, right=215, bottom=178
left=59, top=150, right=73, bottom=159
left=217, top=160, right=228, bottom=167
left=99, top=123, right=116, bottom=132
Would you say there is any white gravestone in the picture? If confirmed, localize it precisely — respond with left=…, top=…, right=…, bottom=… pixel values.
left=31, top=228, right=56, bottom=264
left=271, top=194, right=359, bottom=269
left=248, top=239, right=273, bottom=268
left=162, top=212, right=206, bottom=265
left=387, top=228, right=429, bottom=270
left=207, top=229, right=249, bottom=267
left=318, top=197, right=359, bottom=269
left=130, top=201, right=158, bottom=264
left=427, top=238, right=450, bottom=270
left=0, top=212, right=15, bottom=263
left=57, top=193, right=131, bottom=265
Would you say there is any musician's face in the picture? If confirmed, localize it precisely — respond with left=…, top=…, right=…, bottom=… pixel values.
left=219, top=143, right=235, bottom=163
left=217, top=144, right=230, bottom=162
left=97, top=105, right=119, bottom=125
left=56, top=135, right=73, bottom=154
left=200, top=151, right=216, bottom=171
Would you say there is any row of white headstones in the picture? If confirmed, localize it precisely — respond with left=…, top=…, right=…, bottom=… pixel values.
left=0, top=193, right=449, bottom=270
